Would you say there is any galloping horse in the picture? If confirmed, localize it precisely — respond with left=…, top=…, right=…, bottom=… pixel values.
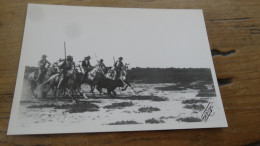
left=40, top=73, right=60, bottom=98
left=40, top=64, right=81, bottom=98
left=27, top=67, right=57, bottom=97
left=61, top=71, right=85, bottom=103
left=118, top=64, right=136, bottom=93
left=39, top=65, right=106, bottom=100
left=106, top=63, right=137, bottom=94
left=40, top=70, right=84, bottom=103
left=84, top=65, right=105, bottom=94
left=27, top=71, right=38, bottom=97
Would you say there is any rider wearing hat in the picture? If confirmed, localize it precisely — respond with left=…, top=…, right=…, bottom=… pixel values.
left=50, top=61, right=59, bottom=75
left=81, top=56, right=92, bottom=73
left=114, top=57, right=124, bottom=80
left=96, top=59, right=106, bottom=69
left=57, top=55, right=75, bottom=89
left=37, top=54, right=51, bottom=83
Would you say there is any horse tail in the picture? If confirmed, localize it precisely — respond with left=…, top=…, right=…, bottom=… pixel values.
left=40, top=74, right=59, bottom=85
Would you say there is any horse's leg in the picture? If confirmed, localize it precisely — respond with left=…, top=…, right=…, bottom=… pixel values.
left=42, top=84, right=52, bottom=98
left=97, top=86, right=102, bottom=95
left=124, top=80, right=131, bottom=87
left=92, top=85, right=95, bottom=93
left=68, top=88, right=76, bottom=104
left=57, top=86, right=65, bottom=97
left=45, top=85, right=53, bottom=98
left=112, top=90, right=117, bottom=97
left=79, top=83, right=88, bottom=99
left=76, top=86, right=83, bottom=97
left=51, top=86, right=56, bottom=97
left=90, top=85, right=95, bottom=95
left=73, top=89, right=76, bottom=97
left=76, top=86, right=81, bottom=97
left=31, top=82, right=36, bottom=97
left=107, top=90, right=112, bottom=97
left=71, top=88, right=74, bottom=97
left=72, top=89, right=77, bottom=98
left=121, top=80, right=129, bottom=91
left=118, top=87, right=122, bottom=94
left=122, top=80, right=137, bottom=95
left=83, top=93, right=88, bottom=99
left=63, top=88, right=66, bottom=97
left=30, top=82, right=34, bottom=97
left=82, top=86, right=88, bottom=99
left=57, top=88, right=62, bottom=97
left=48, top=79, right=57, bottom=98
left=54, top=86, right=57, bottom=98
left=41, top=84, right=46, bottom=98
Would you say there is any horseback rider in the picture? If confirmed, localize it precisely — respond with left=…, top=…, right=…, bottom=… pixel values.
left=37, top=54, right=51, bottom=83
left=96, top=59, right=106, bottom=69
left=57, top=55, right=76, bottom=89
left=114, top=57, right=124, bottom=80
left=81, top=56, right=92, bottom=74
left=49, top=62, right=59, bottom=75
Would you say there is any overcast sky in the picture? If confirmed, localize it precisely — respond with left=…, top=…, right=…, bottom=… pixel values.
left=20, top=4, right=213, bottom=68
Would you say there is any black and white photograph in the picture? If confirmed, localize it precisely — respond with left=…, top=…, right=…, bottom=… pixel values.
left=8, top=4, right=227, bottom=135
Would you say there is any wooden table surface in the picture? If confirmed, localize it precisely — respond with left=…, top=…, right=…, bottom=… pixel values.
left=0, top=0, right=260, bottom=145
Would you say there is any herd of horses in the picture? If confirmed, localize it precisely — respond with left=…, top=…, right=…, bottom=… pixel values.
left=26, top=64, right=134, bottom=103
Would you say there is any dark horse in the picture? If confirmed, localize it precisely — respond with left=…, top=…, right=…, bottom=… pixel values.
left=81, top=66, right=111, bottom=97
left=61, top=71, right=85, bottom=103
left=105, top=64, right=136, bottom=94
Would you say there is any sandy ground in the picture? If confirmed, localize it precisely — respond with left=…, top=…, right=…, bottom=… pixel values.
left=16, top=80, right=220, bottom=130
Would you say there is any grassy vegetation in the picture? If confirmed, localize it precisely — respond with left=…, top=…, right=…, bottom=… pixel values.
left=159, top=116, right=175, bottom=120
left=126, top=95, right=168, bottom=101
left=154, top=79, right=216, bottom=96
left=27, top=101, right=99, bottom=113
left=108, top=120, right=140, bottom=125
left=145, top=118, right=165, bottom=124
left=196, top=88, right=216, bottom=97
left=177, top=117, right=202, bottom=122
left=183, top=104, right=205, bottom=111
left=138, top=107, right=160, bottom=113
left=155, top=81, right=205, bottom=91
left=103, top=101, right=134, bottom=109
left=182, top=99, right=208, bottom=104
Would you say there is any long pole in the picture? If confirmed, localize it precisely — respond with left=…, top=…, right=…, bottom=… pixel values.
left=113, top=56, right=115, bottom=64
left=95, top=53, right=98, bottom=62
left=64, top=41, right=67, bottom=61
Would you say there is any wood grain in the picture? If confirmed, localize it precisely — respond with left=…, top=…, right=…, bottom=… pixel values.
left=0, top=0, right=260, bottom=145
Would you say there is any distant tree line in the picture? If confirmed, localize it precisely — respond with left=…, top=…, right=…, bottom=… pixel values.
left=25, top=66, right=38, bottom=73
left=127, top=67, right=214, bottom=84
